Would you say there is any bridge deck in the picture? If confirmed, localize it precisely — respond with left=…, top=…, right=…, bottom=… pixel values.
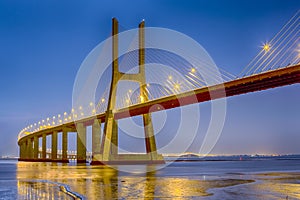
left=18, top=64, right=300, bottom=144
left=116, top=64, right=300, bottom=118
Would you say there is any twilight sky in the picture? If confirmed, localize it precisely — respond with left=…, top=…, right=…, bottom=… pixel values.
left=0, top=0, right=299, bottom=156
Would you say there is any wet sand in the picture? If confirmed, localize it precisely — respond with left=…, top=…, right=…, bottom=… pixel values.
left=1, top=159, right=300, bottom=199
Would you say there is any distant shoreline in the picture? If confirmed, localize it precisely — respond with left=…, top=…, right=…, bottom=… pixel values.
left=1, top=154, right=299, bottom=163
left=0, top=157, right=18, bottom=160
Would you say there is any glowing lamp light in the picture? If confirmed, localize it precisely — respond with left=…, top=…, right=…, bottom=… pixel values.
left=263, top=43, right=271, bottom=52
left=174, top=83, right=180, bottom=90
left=168, top=75, right=172, bottom=80
left=101, top=98, right=105, bottom=103
left=140, top=95, right=145, bottom=103
left=191, top=68, right=196, bottom=73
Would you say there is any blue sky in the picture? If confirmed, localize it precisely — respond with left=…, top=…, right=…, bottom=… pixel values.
left=0, top=0, right=299, bottom=156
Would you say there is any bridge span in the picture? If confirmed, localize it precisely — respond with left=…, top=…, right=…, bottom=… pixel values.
left=18, top=16, right=300, bottom=164
left=18, top=63, right=300, bottom=164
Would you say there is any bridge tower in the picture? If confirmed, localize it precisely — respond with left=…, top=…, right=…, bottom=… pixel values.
left=93, top=18, right=164, bottom=164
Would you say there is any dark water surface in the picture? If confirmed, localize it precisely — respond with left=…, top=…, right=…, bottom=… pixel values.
left=0, top=159, right=300, bottom=199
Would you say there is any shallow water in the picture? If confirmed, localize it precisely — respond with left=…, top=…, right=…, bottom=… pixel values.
left=1, top=159, right=300, bottom=199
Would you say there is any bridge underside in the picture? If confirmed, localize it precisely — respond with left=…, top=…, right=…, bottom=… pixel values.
left=115, top=64, right=300, bottom=119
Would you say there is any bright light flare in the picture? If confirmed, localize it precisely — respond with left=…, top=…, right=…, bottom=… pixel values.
left=174, top=83, right=180, bottom=90
left=140, top=95, right=145, bottom=103
left=262, top=42, right=271, bottom=52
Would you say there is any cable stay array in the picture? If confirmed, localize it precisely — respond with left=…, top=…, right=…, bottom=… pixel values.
left=239, top=10, right=300, bottom=77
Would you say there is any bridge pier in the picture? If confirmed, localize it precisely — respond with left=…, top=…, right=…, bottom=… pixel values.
left=18, top=141, right=27, bottom=161
left=51, top=131, right=58, bottom=161
left=27, top=138, right=33, bottom=160
left=143, top=113, right=158, bottom=160
left=62, top=129, right=68, bottom=162
left=23, top=142, right=27, bottom=159
left=91, top=119, right=102, bottom=165
left=111, top=119, right=118, bottom=156
left=77, top=123, right=87, bottom=163
left=42, top=133, right=46, bottom=160
left=19, top=139, right=30, bottom=161
left=33, top=136, right=39, bottom=159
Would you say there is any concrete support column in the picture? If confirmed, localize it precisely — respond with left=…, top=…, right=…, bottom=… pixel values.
left=77, top=123, right=86, bottom=163
left=27, top=138, right=33, bottom=159
left=42, top=133, right=46, bottom=159
left=51, top=131, right=58, bottom=160
left=19, top=143, right=22, bottom=159
left=62, top=129, right=68, bottom=162
left=111, top=119, right=118, bottom=155
left=102, top=111, right=114, bottom=161
left=91, top=119, right=101, bottom=164
left=23, top=142, right=27, bottom=159
left=33, top=136, right=39, bottom=159
left=19, top=142, right=26, bottom=159
left=24, top=141, right=28, bottom=159
left=143, top=113, right=158, bottom=159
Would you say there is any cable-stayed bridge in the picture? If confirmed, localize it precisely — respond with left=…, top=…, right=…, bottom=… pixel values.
left=18, top=11, right=300, bottom=165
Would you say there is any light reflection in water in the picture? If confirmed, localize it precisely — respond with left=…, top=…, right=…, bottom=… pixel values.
left=17, top=180, right=72, bottom=199
left=16, top=162, right=300, bottom=199
left=17, top=162, right=214, bottom=199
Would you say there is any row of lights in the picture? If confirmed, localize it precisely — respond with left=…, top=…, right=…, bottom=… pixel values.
left=21, top=67, right=199, bottom=137
left=19, top=100, right=107, bottom=139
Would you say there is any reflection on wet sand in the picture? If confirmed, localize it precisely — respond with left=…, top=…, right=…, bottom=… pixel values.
left=17, top=162, right=259, bottom=199
left=17, top=180, right=72, bottom=199
left=256, top=172, right=300, bottom=199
